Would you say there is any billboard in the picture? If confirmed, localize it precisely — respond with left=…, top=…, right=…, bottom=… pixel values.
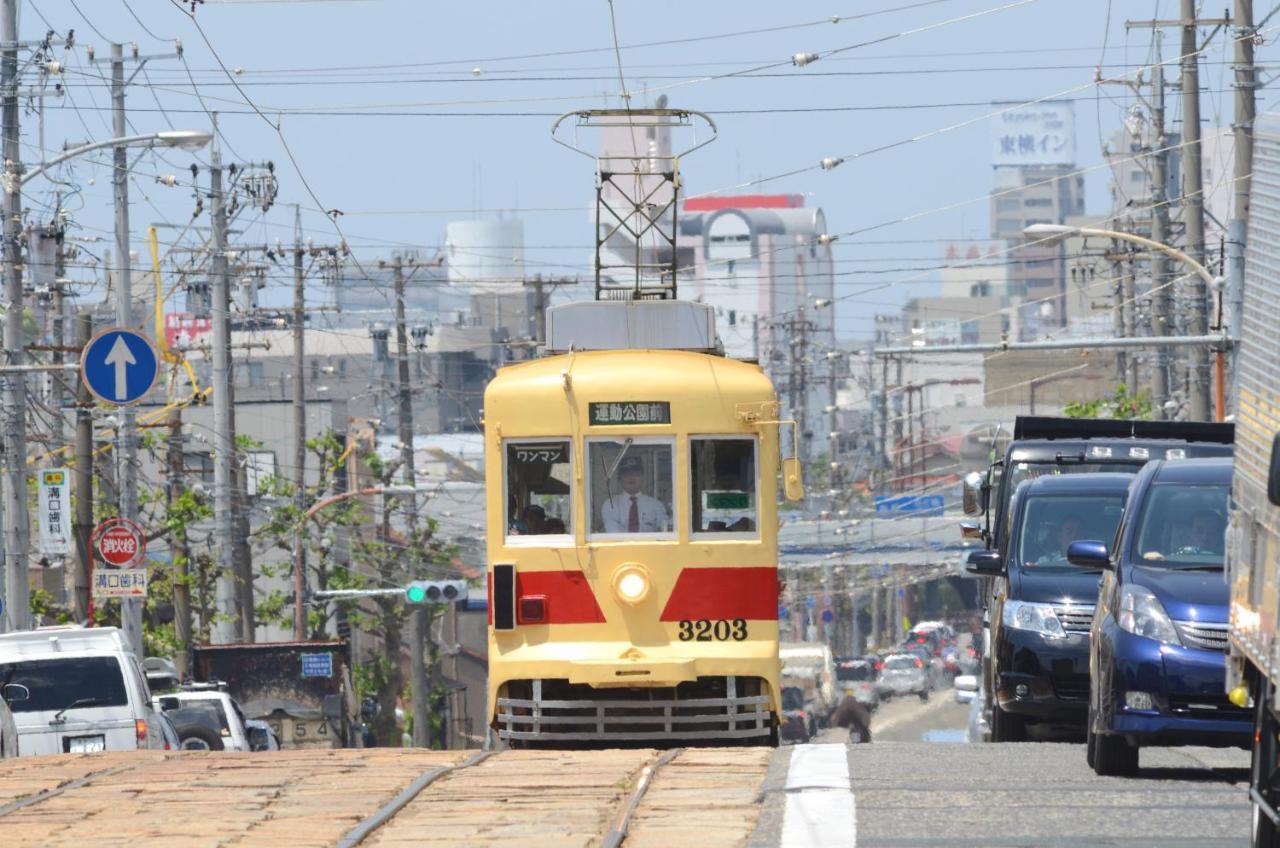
left=991, top=101, right=1075, bottom=167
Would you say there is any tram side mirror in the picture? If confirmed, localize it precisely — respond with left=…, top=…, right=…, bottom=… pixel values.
left=783, top=457, right=805, bottom=502
left=1268, top=433, right=1280, bottom=507
left=962, top=471, right=986, bottom=516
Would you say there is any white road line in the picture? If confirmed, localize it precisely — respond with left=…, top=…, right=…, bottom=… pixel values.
left=781, top=743, right=856, bottom=848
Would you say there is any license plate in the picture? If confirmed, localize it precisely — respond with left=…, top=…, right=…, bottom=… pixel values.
left=67, top=735, right=105, bottom=753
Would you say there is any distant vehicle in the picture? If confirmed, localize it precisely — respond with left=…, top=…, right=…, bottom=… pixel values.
left=0, top=626, right=165, bottom=755
left=780, top=643, right=838, bottom=724
left=966, top=685, right=990, bottom=744
left=834, top=658, right=880, bottom=712
left=778, top=685, right=813, bottom=744
left=972, top=472, right=1132, bottom=742
left=1070, top=458, right=1249, bottom=776
left=154, top=712, right=180, bottom=751
left=0, top=685, right=19, bottom=757
left=245, top=719, right=281, bottom=752
left=954, top=675, right=978, bottom=705
left=153, top=688, right=252, bottom=752
left=878, top=654, right=930, bottom=701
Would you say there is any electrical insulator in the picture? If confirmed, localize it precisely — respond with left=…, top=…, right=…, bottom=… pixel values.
left=820, top=157, right=843, bottom=170
left=44, top=61, right=62, bottom=75
left=792, top=52, right=819, bottom=67
left=157, top=175, right=178, bottom=187
left=816, top=234, right=837, bottom=246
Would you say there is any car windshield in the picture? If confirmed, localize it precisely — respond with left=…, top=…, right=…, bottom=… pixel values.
left=781, top=687, right=805, bottom=711
left=836, top=663, right=871, bottom=682
left=1132, top=483, right=1229, bottom=568
left=0, top=656, right=128, bottom=714
left=163, top=699, right=231, bottom=735
left=884, top=656, right=918, bottom=671
left=1016, top=494, right=1126, bottom=569
left=999, top=461, right=1140, bottom=546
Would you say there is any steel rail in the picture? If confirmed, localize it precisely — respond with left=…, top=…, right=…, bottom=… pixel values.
left=601, top=748, right=684, bottom=848
left=336, top=749, right=492, bottom=848
left=0, top=764, right=132, bottom=818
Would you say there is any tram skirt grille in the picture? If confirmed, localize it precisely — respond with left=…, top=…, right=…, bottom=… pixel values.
left=496, top=676, right=773, bottom=743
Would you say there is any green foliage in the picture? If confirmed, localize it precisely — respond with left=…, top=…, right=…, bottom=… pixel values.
left=1063, top=384, right=1153, bottom=421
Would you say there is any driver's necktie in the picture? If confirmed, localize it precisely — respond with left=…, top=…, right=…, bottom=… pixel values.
left=628, top=496, right=639, bottom=532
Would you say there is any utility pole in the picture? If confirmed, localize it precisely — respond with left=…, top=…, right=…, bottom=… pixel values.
left=291, top=207, right=307, bottom=640
left=73, top=313, right=93, bottom=624
left=393, top=255, right=430, bottom=748
left=109, top=44, right=144, bottom=656
left=209, top=126, right=237, bottom=644
left=1122, top=252, right=1139, bottom=393
left=826, top=351, right=841, bottom=498
left=0, top=0, right=29, bottom=633
left=1228, top=0, right=1256, bottom=392
left=167, top=412, right=192, bottom=678
left=1180, top=0, right=1211, bottom=420
left=1149, top=35, right=1174, bottom=418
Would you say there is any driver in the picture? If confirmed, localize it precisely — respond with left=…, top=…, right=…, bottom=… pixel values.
left=600, top=457, right=669, bottom=533
left=1035, top=514, right=1085, bottom=566
left=1178, top=509, right=1224, bottom=555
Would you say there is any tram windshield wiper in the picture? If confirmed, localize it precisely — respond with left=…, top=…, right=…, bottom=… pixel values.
left=605, top=437, right=635, bottom=479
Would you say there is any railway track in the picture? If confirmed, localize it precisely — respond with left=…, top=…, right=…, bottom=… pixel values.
left=0, top=747, right=774, bottom=847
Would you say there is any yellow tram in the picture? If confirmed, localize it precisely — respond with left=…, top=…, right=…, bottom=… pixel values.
left=484, top=300, right=802, bottom=746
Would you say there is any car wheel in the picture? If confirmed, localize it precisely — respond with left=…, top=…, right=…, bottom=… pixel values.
left=991, top=702, right=1026, bottom=743
left=918, top=690, right=929, bottom=703
left=1085, top=723, right=1097, bottom=769
left=1092, top=731, right=1138, bottom=776
left=1252, top=680, right=1280, bottom=848
left=174, top=723, right=224, bottom=752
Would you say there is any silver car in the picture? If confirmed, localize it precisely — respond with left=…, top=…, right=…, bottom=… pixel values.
left=877, top=654, right=930, bottom=701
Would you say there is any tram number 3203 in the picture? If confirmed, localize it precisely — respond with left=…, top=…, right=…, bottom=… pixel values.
left=678, top=618, right=748, bottom=642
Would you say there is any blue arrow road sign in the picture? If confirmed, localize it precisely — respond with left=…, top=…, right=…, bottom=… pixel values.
left=80, top=327, right=158, bottom=406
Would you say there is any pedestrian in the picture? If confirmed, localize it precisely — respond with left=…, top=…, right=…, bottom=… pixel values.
left=830, top=695, right=873, bottom=743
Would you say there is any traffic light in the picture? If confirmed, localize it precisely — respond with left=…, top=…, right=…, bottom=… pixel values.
left=404, top=580, right=468, bottom=604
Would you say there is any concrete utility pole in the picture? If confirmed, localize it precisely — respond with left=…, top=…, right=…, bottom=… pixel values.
left=291, top=208, right=307, bottom=640
left=393, top=256, right=431, bottom=748
left=1, top=0, right=29, bottom=633
left=1228, top=0, right=1256, bottom=393
left=111, top=44, right=142, bottom=655
left=1180, top=0, right=1211, bottom=420
left=73, top=313, right=93, bottom=624
left=209, top=129, right=238, bottom=644
left=1149, top=36, right=1175, bottom=418
left=1109, top=242, right=1128, bottom=384
left=167, top=412, right=192, bottom=678
left=826, top=351, right=841, bottom=497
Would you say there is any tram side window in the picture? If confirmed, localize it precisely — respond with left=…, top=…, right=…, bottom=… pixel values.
left=588, top=440, right=674, bottom=536
left=505, top=441, right=573, bottom=539
left=690, top=438, right=758, bottom=536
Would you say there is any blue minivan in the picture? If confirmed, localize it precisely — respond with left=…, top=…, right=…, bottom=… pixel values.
left=1068, top=457, right=1251, bottom=775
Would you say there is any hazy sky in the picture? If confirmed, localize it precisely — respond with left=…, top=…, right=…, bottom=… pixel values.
left=18, top=0, right=1275, bottom=339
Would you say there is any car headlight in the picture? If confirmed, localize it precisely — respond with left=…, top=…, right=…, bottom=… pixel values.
left=1117, top=584, right=1180, bottom=645
left=1002, top=600, right=1066, bottom=639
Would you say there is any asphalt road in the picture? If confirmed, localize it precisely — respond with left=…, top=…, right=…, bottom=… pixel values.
left=781, top=686, right=1252, bottom=847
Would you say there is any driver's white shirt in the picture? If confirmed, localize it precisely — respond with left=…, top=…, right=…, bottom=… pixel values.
left=600, top=491, right=669, bottom=533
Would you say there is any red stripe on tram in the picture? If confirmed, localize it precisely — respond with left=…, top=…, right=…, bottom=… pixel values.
left=659, top=567, right=780, bottom=621
left=516, top=571, right=607, bottom=624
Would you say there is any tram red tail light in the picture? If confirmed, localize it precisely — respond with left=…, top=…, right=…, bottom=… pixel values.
left=519, top=595, right=547, bottom=624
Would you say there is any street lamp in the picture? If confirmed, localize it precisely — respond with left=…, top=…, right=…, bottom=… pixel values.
left=1022, top=223, right=1229, bottom=422
left=21, top=129, right=212, bottom=185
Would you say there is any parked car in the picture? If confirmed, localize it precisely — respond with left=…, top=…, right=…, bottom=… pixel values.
left=0, top=685, right=20, bottom=757
left=1070, top=457, right=1250, bottom=775
left=155, top=712, right=181, bottom=751
left=0, top=626, right=165, bottom=755
left=968, top=472, right=1132, bottom=741
left=779, top=685, right=813, bottom=744
left=834, top=658, right=880, bottom=712
left=780, top=643, right=837, bottom=726
left=245, top=719, right=281, bottom=751
left=877, top=654, right=930, bottom=701
left=153, top=687, right=252, bottom=752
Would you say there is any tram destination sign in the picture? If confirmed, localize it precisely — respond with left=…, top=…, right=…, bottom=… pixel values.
left=589, top=401, right=670, bottom=426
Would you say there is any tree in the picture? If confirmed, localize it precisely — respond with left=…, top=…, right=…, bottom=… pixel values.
left=1063, top=384, right=1153, bottom=420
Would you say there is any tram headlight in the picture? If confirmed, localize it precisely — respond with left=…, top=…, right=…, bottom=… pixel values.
left=613, top=564, right=651, bottom=605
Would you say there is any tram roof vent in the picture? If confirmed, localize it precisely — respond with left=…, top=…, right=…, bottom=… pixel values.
left=544, top=300, right=721, bottom=354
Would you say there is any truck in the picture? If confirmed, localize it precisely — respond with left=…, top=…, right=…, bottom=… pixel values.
left=962, top=415, right=1234, bottom=734
left=191, top=641, right=357, bottom=749
left=1225, top=112, right=1280, bottom=848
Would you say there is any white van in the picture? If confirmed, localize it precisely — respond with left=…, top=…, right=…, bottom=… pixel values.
left=0, top=626, right=165, bottom=755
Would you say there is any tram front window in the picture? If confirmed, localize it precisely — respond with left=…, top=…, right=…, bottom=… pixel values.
left=505, top=441, right=572, bottom=541
left=691, top=437, right=758, bottom=536
left=588, top=439, right=674, bottom=537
